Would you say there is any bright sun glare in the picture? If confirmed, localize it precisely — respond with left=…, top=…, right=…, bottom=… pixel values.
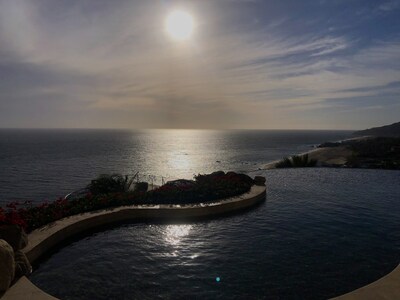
left=165, top=10, right=194, bottom=41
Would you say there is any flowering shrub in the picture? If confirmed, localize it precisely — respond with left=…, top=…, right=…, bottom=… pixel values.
left=148, top=171, right=254, bottom=204
left=0, top=192, right=145, bottom=233
left=0, top=171, right=254, bottom=232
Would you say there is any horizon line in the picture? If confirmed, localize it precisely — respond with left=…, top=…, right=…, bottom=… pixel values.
left=0, top=127, right=357, bottom=132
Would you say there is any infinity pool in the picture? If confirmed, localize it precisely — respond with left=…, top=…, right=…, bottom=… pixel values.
left=30, top=168, right=400, bottom=299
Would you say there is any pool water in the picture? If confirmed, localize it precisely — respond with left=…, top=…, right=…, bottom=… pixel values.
left=30, top=168, right=400, bottom=299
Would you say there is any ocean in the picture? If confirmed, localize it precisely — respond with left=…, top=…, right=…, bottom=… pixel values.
left=0, top=129, right=351, bottom=204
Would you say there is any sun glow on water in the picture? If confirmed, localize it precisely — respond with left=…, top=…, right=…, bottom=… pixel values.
left=164, top=224, right=192, bottom=245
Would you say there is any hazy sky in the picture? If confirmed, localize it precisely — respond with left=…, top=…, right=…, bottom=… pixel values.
left=0, top=0, right=399, bottom=130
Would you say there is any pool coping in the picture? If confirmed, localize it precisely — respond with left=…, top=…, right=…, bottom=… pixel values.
left=3, top=184, right=267, bottom=299
left=330, top=263, right=400, bottom=300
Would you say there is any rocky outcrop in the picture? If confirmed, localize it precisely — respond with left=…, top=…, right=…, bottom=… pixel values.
left=14, top=250, right=32, bottom=280
left=0, top=225, right=28, bottom=251
left=0, top=239, right=15, bottom=296
left=353, top=121, right=400, bottom=137
left=0, top=225, right=32, bottom=295
left=254, top=176, right=266, bottom=186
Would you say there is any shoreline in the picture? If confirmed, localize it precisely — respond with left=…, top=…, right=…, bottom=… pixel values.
left=261, top=136, right=372, bottom=170
left=262, top=146, right=352, bottom=169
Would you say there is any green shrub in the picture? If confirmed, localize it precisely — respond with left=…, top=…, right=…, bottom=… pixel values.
left=134, top=182, right=148, bottom=192
left=275, top=157, right=292, bottom=168
left=87, top=174, right=134, bottom=196
left=147, top=171, right=254, bottom=205
left=346, top=152, right=360, bottom=168
left=275, top=154, right=317, bottom=168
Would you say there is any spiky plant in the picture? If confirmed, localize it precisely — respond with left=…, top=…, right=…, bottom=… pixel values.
left=275, top=157, right=293, bottom=168
left=87, top=174, right=134, bottom=195
left=275, top=154, right=317, bottom=168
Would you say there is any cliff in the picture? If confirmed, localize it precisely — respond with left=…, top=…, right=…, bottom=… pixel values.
left=353, top=122, right=400, bottom=137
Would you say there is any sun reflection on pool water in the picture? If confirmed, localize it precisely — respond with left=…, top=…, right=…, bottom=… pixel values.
left=164, top=224, right=192, bottom=245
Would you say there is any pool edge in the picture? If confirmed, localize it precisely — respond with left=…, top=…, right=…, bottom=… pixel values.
left=330, top=263, right=400, bottom=300
left=3, top=184, right=267, bottom=300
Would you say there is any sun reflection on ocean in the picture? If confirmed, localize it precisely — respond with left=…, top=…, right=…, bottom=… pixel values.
left=132, top=129, right=223, bottom=181
left=168, top=151, right=192, bottom=170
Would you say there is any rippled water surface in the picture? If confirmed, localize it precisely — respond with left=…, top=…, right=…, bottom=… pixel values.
left=30, top=168, right=400, bottom=300
left=0, top=129, right=350, bottom=204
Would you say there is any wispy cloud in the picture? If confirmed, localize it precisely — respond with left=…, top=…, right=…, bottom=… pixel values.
left=0, top=0, right=399, bottom=129
left=379, top=0, right=400, bottom=11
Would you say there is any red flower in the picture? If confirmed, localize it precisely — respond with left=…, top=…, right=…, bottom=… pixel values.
left=7, top=211, right=27, bottom=229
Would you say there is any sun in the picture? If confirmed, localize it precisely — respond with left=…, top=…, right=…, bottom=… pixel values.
left=165, top=10, right=194, bottom=41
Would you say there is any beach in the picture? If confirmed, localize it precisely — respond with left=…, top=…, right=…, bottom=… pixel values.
left=263, top=146, right=352, bottom=169
left=263, top=136, right=372, bottom=170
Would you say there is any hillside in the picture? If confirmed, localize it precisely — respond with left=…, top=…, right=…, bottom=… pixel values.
left=353, top=121, right=400, bottom=137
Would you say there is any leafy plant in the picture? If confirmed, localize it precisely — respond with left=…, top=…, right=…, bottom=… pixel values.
left=275, top=154, right=317, bottom=168
left=86, top=171, right=255, bottom=206
left=134, top=182, right=148, bottom=192
left=346, top=152, right=360, bottom=168
left=87, top=174, right=134, bottom=196
left=275, top=157, right=292, bottom=168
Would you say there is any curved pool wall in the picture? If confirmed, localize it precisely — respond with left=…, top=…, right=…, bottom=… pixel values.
left=3, top=184, right=266, bottom=300
left=24, top=185, right=266, bottom=265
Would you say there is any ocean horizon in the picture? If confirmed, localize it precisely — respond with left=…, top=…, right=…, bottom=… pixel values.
left=0, top=128, right=352, bottom=204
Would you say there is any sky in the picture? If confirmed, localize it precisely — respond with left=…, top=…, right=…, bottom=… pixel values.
left=0, top=0, right=399, bottom=130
